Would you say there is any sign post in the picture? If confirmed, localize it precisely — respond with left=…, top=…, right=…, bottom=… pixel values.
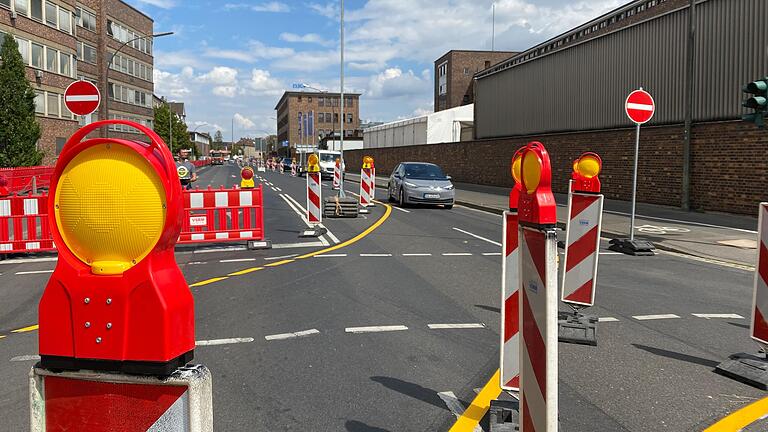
left=610, top=88, right=656, bottom=256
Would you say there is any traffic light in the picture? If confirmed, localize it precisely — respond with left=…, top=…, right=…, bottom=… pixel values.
left=742, top=78, right=767, bottom=128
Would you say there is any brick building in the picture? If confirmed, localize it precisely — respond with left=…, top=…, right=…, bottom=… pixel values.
left=274, top=91, right=361, bottom=156
left=434, top=50, right=516, bottom=112
left=0, top=0, right=155, bottom=164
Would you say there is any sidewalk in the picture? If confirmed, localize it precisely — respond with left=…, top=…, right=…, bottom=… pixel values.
left=346, top=172, right=760, bottom=267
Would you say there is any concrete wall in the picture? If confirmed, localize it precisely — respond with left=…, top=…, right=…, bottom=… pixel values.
left=345, top=120, right=768, bottom=215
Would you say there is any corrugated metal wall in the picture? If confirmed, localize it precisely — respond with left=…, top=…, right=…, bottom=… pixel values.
left=476, top=0, right=768, bottom=139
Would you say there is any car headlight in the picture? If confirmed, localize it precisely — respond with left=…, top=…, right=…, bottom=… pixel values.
left=404, top=181, right=417, bottom=187
left=444, top=184, right=454, bottom=190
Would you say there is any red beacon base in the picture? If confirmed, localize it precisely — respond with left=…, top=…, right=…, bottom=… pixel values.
left=38, top=120, right=195, bottom=376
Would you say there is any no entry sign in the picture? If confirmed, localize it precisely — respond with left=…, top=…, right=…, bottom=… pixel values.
left=64, top=80, right=100, bottom=116
left=625, top=89, right=655, bottom=124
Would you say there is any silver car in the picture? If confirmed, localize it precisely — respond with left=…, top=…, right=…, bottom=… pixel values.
left=387, top=162, right=455, bottom=209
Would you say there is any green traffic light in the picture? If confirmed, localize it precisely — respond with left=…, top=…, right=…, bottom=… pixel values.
left=743, top=96, right=767, bottom=110
left=743, top=80, right=768, bottom=94
left=742, top=78, right=768, bottom=128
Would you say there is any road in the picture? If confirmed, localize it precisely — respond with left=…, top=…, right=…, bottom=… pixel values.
left=0, top=163, right=765, bottom=431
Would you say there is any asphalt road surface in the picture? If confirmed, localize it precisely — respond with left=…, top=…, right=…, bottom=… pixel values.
left=0, top=163, right=765, bottom=431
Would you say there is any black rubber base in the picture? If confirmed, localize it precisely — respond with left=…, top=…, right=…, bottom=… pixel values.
left=489, top=399, right=519, bottom=432
left=608, top=238, right=655, bottom=256
left=715, top=352, right=768, bottom=390
left=558, top=312, right=598, bottom=346
left=40, top=350, right=194, bottom=377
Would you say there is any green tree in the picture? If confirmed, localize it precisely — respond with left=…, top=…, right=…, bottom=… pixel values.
left=212, top=130, right=223, bottom=150
left=153, top=102, right=194, bottom=156
left=0, top=34, right=42, bottom=167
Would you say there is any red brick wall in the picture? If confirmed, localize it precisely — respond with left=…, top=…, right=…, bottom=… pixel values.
left=346, top=120, right=768, bottom=215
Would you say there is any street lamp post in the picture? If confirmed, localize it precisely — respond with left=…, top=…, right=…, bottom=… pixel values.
left=104, top=31, right=173, bottom=138
left=191, top=123, right=209, bottom=158
left=300, top=84, right=336, bottom=150
left=339, top=0, right=345, bottom=197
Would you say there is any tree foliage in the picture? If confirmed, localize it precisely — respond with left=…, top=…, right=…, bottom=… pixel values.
left=153, top=102, right=195, bottom=156
left=0, top=34, right=42, bottom=167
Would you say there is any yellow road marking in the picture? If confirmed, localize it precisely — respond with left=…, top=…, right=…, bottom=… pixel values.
left=297, top=202, right=392, bottom=259
left=190, top=276, right=229, bottom=287
left=449, top=369, right=502, bottom=432
left=703, top=396, right=768, bottom=431
left=228, top=266, right=264, bottom=276
left=11, top=325, right=39, bottom=333
left=264, top=259, right=295, bottom=267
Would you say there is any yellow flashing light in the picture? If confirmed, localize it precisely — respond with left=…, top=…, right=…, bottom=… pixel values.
left=307, top=153, right=320, bottom=173
left=574, top=154, right=601, bottom=179
left=521, top=150, right=542, bottom=194
left=511, top=153, right=522, bottom=184
left=55, top=144, right=166, bottom=275
left=362, top=156, right=374, bottom=169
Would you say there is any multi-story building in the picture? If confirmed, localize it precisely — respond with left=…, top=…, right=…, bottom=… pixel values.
left=274, top=91, right=361, bottom=156
left=434, top=50, right=517, bottom=112
left=189, top=130, right=210, bottom=157
left=0, top=0, right=154, bottom=163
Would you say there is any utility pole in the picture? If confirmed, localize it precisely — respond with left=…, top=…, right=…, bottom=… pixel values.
left=339, top=0, right=345, bottom=197
left=681, top=0, right=695, bottom=210
left=492, top=2, right=495, bottom=51
left=168, top=99, right=173, bottom=151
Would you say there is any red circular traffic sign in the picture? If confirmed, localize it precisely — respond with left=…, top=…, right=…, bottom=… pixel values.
left=64, top=80, right=100, bottom=116
left=625, top=89, right=655, bottom=124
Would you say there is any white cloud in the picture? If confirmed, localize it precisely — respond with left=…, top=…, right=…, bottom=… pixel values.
left=279, top=32, right=331, bottom=46
left=203, top=49, right=255, bottom=63
left=247, top=69, right=285, bottom=96
left=233, top=113, right=256, bottom=130
left=198, top=66, right=239, bottom=85
left=135, top=0, right=175, bottom=9
left=366, top=67, right=429, bottom=99
left=308, top=2, right=336, bottom=18
left=224, top=2, right=290, bottom=12
left=154, top=69, right=191, bottom=98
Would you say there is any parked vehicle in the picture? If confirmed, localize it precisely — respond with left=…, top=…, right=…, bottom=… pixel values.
left=281, top=158, right=293, bottom=172
left=387, top=162, right=454, bottom=209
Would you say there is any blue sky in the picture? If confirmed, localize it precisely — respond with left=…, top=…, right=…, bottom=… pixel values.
left=126, top=0, right=622, bottom=139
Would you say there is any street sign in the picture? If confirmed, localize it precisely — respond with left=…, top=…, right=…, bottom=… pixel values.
left=625, top=89, right=655, bottom=124
left=64, top=80, right=100, bottom=116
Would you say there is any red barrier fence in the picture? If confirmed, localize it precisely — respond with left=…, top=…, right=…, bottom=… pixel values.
left=180, top=185, right=265, bottom=244
left=0, top=185, right=265, bottom=255
left=0, top=166, right=54, bottom=196
left=192, top=160, right=211, bottom=168
left=0, top=193, right=55, bottom=254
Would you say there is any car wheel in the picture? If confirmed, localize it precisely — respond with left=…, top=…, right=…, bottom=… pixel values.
left=399, top=188, right=406, bottom=207
left=387, top=183, right=396, bottom=202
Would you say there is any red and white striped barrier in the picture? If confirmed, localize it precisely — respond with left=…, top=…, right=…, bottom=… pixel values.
left=500, top=210, right=520, bottom=391
left=0, top=193, right=55, bottom=254
left=359, top=168, right=372, bottom=207
left=30, top=365, right=213, bottom=432
left=180, top=186, right=265, bottom=244
left=752, top=203, right=768, bottom=350
left=291, top=162, right=297, bottom=177
left=332, top=160, right=341, bottom=190
left=307, top=172, right=322, bottom=224
left=561, top=186, right=604, bottom=306
left=370, top=167, right=376, bottom=201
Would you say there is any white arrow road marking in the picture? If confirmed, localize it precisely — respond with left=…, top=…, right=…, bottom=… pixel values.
left=196, top=337, right=254, bottom=346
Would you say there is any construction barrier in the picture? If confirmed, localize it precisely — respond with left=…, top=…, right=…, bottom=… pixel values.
left=30, top=364, right=213, bottom=432
left=0, top=165, right=54, bottom=196
left=307, top=174, right=322, bottom=224
left=0, top=193, right=55, bottom=254
left=332, top=159, right=341, bottom=190
left=291, top=160, right=297, bottom=177
left=180, top=186, right=265, bottom=244
left=500, top=147, right=525, bottom=392
left=753, top=202, right=768, bottom=348
left=518, top=142, right=558, bottom=432
left=360, top=156, right=374, bottom=209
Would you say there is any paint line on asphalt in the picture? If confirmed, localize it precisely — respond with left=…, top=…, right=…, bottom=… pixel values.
left=452, top=227, right=502, bottom=247
left=632, top=314, right=681, bottom=321
left=359, top=253, right=392, bottom=257
left=391, top=205, right=411, bottom=213
left=193, top=246, right=246, bottom=254
left=227, top=267, right=264, bottom=276
left=11, top=325, right=39, bottom=333
left=0, top=257, right=58, bottom=265
left=15, top=270, right=53, bottom=275
left=264, top=259, right=295, bottom=267
left=265, top=329, right=320, bottom=341
left=196, top=337, right=254, bottom=346
left=402, top=253, right=432, bottom=256
left=279, top=193, right=313, bottom=229
left=692, top=313, right=744, bottom=319
left=448, top=369, right=501, bottom=432
left=657, top=250, right=754, bottom=272
left=219, top=258, right=257, bottom=263
left=345, top=325, right=408, bottom=334
left=186, top=261, right=208, bottom=265
left=703, top=396, right=768, bottom=432
left=321, top=226, right=341, bottom=244
left=276, top=187, right=282, bottom=191
left=10, top=354, right=40, bottom=362
left=315, top=254, right=348, bottom=258
left=428, top=323, right=486, bottom=329
left=264, top=254, right=299, bottom=261
left=605, top=209, right=757, bottom=234
left=482, top=252, right=502, bottom=256
left=189, top=276, right=229, bottom=287
left=598, top=317, right=620, bottom=322
left=272, top=241, right=326, bottom=249
left=0, top=335, right=5, bottom=340
left=442, top=252, right=473, bottom=256
left=271, top=187, right=277, bottom=191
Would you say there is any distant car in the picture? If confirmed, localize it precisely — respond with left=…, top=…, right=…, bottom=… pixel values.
left=281, top=158, right=293, bottom=172
left=387, top=162, right=454, bottom=209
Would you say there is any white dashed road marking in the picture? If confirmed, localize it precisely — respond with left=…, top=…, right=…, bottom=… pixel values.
left=15, top=270, right=53, bottom=275
left=482, top=252, right=502, bottom=256
left=359, top=253, right=393, bottom=257
left=196, top=337, right=254, bottom=346
left=219, top=258, right=257, bottom=263
left=10, top=355, right=41, bottom=362
left=315, top=254, right=348, bottom=258
left=345, top=325, right=409, bottom=334
left=402, top=253, right=432, bottom=256
left=452, top=227, right=502, bottom=247
left=428, top=323, right=486, bottom=329
left=264, top=254, right=299, bottom=261
left=598, top=317, right=620, bottom=322
left=632, top=314, right=681, bottom=321
left=692, top=313, right=744, bottom=319
left=265, top=329, right=320, bottom=341
left=442, top=252, right=473, bottom=256
left=391, top=206, right=411, bottom=213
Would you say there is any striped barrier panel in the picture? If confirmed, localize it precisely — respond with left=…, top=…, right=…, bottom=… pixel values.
left=752, top=202, right=768, bottom=350
left=333, top=161, right=341, bottom=190
left=307, top=172, right=322, bottom=224
left=561, top=187, right=604, bottom=307
left=0, top=165, right=54, bottom=196
left=360, top=168, right=372, bottom=207
left=179, top=186, right=265, bottom=244
left=500, top=210, right=520, bottom=391
left=0, top=193, right=55, bottom=254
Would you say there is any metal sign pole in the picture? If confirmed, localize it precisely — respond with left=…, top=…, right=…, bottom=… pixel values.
left=629, top=123, right=640, bottom=241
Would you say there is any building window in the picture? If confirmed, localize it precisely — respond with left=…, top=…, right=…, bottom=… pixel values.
left=308, top=96, right=312, bottom=102
left=14, top=0, right=27, bottom=16
left=318, top=97, right=324, bottom=107
left=31, top=42, right=43, bottom=68
left=45, top=46, right=57, bottom=72
left=30, top=0, right=41, bottom=20
left=333, top=113, right=339, bottom=123
left=17, top=38, right=29, bottom=64
left=59, top=52, right=70, bottom=76
left=346, top=113, right=353, bottom=123
left=34, top=91, right=44, bottom=114
left=0, top=0, right=10, bottom=9
left=463, top=67, right=470, bottom=75
left=45, top=2, right=56, bottom=26
left=78, top=42, right=96, bottom=64
left=46, top=92, right=59, bottom=117
left=58, top=8, right=70, bottom=33
left=77, top=7, right=96, bottom=32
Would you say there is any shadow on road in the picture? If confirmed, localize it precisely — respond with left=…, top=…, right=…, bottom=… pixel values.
left=632, top=344, right=719, bottom=368
left=475, top=304, right=500, bottom=313
left=344, top=420, right=392, bottom=432
left=727, top=321, right=750, bottom=330
left=370, top=376, right=447, bottom=410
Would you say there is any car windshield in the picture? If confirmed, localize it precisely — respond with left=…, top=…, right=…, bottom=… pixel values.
left=319, top=153, right=338, bottom=162
left=404, top=164, right=445, bottom=180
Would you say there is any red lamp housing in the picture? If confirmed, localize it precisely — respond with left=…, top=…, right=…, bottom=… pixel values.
left=509, top=146, right=525, bottom=210
left=571, top=152, right=602, bottom=194
left=518, top=142, right=557, bottom=226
